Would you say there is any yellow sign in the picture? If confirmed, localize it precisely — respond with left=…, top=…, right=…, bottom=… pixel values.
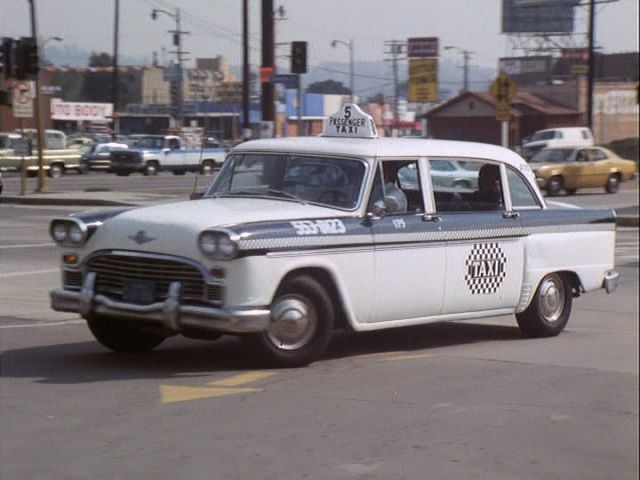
left=489, top=71, right=517, bottom=121
left=408, top=58, right=438, bottom=103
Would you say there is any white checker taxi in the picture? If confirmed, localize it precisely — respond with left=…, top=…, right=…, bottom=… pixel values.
left=50, top=104, right=620, bottom=367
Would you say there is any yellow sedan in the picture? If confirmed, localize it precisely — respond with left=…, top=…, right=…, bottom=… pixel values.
left=530, top=146, right=637, bottom=196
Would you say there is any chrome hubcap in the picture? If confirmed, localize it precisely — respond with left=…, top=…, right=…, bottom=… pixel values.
left=538, top=275, right=565, bottom=322
left=267, top=296, right=317, bottom=350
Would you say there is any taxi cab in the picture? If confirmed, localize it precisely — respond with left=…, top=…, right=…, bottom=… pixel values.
left=49, top=104, right=619, bottom=367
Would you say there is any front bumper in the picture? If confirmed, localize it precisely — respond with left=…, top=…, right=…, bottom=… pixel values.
left=602, top=269, right=620, bottom=294
left=50, top=272, right=271, bottom=334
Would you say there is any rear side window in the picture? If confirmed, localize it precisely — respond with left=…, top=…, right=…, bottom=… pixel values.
left=506, top=167, right=540, bottom=209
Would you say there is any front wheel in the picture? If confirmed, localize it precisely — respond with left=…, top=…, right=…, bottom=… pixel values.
left=516, top=273, right=572, bottom=338
left=243, top=275, right=335, bottom=367
left=87, top=316, right=166, bottom=353
left=545, top=176, right=563, bottom=196
left=143, top=161, right=158, bottom=176
left=48, top=163, right=64, bottom=178
left=200, top=160, right=215, bottom=175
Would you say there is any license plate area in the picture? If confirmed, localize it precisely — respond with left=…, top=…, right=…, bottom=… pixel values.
left=122, top=279, right=156, bottom=304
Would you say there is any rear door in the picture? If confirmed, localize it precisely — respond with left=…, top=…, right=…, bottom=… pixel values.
left=427, top=158, right=526, bottom=314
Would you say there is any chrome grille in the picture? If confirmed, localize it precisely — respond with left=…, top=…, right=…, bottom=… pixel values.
left=207, top=284, right=224, bottom=304
left=87, top=253, right=208, bottom=304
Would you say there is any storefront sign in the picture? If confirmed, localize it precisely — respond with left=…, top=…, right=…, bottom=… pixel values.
left=50, top=99, right=113, bottom=121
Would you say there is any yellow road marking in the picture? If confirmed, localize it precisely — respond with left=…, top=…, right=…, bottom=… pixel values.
left=208, top=371, right=275, bottom=387
left=160, top=385, right=260, bottom=404
left=381, top=353, right=436, bottom=362
left=160, top=371, right=276, bottom=404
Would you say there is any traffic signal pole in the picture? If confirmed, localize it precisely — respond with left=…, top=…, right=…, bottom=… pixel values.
left=28, top=0, right=46, bottom=192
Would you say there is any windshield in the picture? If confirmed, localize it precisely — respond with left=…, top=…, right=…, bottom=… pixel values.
left=529, top=130, right=557, bottom=142
left=207, top=153, right=367, bottom=209
left=130, top=136, right=166, bottom=149
left=530, top=148, right=575, bottom=163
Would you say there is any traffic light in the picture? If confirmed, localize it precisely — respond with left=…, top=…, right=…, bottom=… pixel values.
left=1, top=37, right=16, bottom=77
left=15, top=37, right=39, bottom=80
left=291, top=41, right=307, bottom=74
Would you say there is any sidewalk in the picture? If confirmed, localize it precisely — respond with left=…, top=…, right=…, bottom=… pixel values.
left=1, top=189, right=638, bottom=226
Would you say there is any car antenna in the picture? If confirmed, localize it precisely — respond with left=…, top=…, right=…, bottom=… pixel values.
left=190, top=132, right=205, bottom=199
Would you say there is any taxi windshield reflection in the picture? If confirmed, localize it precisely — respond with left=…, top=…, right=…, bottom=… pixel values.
left=207, top=154, right=366, bottom=209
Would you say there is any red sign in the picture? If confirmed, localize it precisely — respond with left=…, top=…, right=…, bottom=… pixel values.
left=407, top=37, right=439, bottom=58
left=260, top=66, right=274, bottom=83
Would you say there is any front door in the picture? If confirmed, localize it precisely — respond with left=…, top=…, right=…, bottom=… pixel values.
left=368, top=159, right=446, bottom=323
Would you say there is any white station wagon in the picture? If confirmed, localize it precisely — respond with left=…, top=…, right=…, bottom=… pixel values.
left=50, top=104, right=619, bottom=367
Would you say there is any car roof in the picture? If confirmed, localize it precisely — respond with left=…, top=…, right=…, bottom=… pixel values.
left=233, top=137, right=527, bottom=170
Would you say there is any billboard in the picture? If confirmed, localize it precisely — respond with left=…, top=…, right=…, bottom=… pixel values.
left=407, top=37, right=438, bottom=58
left=408, top=59, right=438, bottom=103
left=502, top=0, right=580, bottom=33
left=498, top=56, right=551, bottom=76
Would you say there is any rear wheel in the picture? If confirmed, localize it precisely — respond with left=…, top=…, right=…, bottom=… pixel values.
left=143, top=161, right=158, bottom=176
left=200, top=160, right=215, bottom=175
left=545, top=176, right=563, bottom=196
left=516, top=272, right=572, bottom=338
left=48, top=163, right=64, bottom=178
left=87, top=316, right=167, bottom=353
left=243, top=275, right=335, bottom=367
left=605, top=174, right=620, bottom=193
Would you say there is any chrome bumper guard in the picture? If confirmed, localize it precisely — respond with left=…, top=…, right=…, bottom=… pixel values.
left=602, top=270, right=620, bottom=294
left=50, top=272, right=271, bottom=334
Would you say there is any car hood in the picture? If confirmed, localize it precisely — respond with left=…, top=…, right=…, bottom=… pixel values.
left=86, top=197, right=348, bottom=257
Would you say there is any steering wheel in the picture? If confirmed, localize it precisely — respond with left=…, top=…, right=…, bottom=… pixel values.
left=317, top=189, right=350, bottom=205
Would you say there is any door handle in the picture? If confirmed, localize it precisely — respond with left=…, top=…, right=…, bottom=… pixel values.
left=422, top=213, right=441, bottom=222
left=503, top=211, right=519, bottom=219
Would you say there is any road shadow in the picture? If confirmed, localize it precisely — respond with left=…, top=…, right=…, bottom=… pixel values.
left=1, top=320, right=524, bottom=385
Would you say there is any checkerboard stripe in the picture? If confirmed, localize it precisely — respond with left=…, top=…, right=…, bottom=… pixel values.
left=464, top=243, right=507, bottom=295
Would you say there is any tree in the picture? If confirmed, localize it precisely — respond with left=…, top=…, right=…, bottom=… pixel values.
left=306, top=79, right=350, bottom=95
left=88, top=52, right=113, bottom=67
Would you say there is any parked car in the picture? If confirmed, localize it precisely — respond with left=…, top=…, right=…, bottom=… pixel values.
left=522, top=127, right=594, bottom=159
left=49, top=104, right=619, bottom=367
left=530, top=145, right=637, bottom=196
left=110, top=134, right=227, bottom=176
left=79, top=142, right=129, bottom=173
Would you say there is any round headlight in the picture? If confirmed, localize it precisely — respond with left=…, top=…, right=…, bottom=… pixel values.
left=52, top=223, right=68, bottom=243
left=199, top=231, right=218, bottom=256
left=68, top=223, right=85, bottom=244
left=217, top=234, right=238, bottom=258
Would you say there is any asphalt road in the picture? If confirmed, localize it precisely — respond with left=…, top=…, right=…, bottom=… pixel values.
left=0, top=203, right=637, bottom=480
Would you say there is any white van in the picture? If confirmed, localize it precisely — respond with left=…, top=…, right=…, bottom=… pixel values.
left=13, top=129, right=67, bottom=149
left=522, top=127, right=594, bottom=159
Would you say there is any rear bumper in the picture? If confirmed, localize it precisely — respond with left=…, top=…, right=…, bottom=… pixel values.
left=602, top=269, right=620, bottom=293
left=50, top=272, right=271, bottom=334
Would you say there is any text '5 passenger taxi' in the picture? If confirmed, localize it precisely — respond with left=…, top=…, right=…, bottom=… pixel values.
left=49, top=105, right=620, bottom=367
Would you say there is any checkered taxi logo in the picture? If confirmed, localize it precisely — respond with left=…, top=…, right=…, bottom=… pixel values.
left=465, top=243, right=507, bottom=295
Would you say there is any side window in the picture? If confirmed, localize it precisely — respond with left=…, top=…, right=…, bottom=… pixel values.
left=429, top=159, right=504, bottom=213
left=506, top=167, right=540, bottom=209
left=589, top=149, right=607, bottom=161
left=368, top=160, right=424, bottom=215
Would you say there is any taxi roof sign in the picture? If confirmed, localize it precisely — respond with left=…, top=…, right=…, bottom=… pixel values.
left=322, top=104, right=378, bottom=139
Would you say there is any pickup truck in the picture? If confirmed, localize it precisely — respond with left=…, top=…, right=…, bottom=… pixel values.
left=109, top=134, right=228, bottom=176
left=0, top=132, right=81, bottom=177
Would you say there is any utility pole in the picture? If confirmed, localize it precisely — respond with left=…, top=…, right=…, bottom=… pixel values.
left=586, top=0, right=595, bottom=130
left=242, top=0, right=250, bottom=138
left=28, top=0, right=46, bottom=192
left=151, top=7, right=189, bottom=128
left=444, top=45, right=474, bottom=94
left=261, top=0, right=275, bottom=125
left=112, top=0, right=119, bottom=135
left=384, top=40, right=405, bottom=121
left=332, top=39, right=354, bottom=103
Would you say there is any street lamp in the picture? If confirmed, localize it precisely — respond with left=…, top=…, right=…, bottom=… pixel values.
left=151, top=7, right=185, bottom=127
left=332, top=38, right=354, bottom=103
left=444, top=45, right=474, bottom=94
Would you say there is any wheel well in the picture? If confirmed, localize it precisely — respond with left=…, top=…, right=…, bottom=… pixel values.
left=278, top=267, right=351, bottom=331
left=559, top=270, right=583, bottom=297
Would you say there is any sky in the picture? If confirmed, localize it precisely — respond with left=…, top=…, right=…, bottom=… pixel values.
left=1, top=0, right=638, bottom=71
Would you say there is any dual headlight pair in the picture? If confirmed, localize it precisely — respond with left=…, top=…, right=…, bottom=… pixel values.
left=50, top=219, right=88, bottom=247
left=198, top=230, right=239, bottom=260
